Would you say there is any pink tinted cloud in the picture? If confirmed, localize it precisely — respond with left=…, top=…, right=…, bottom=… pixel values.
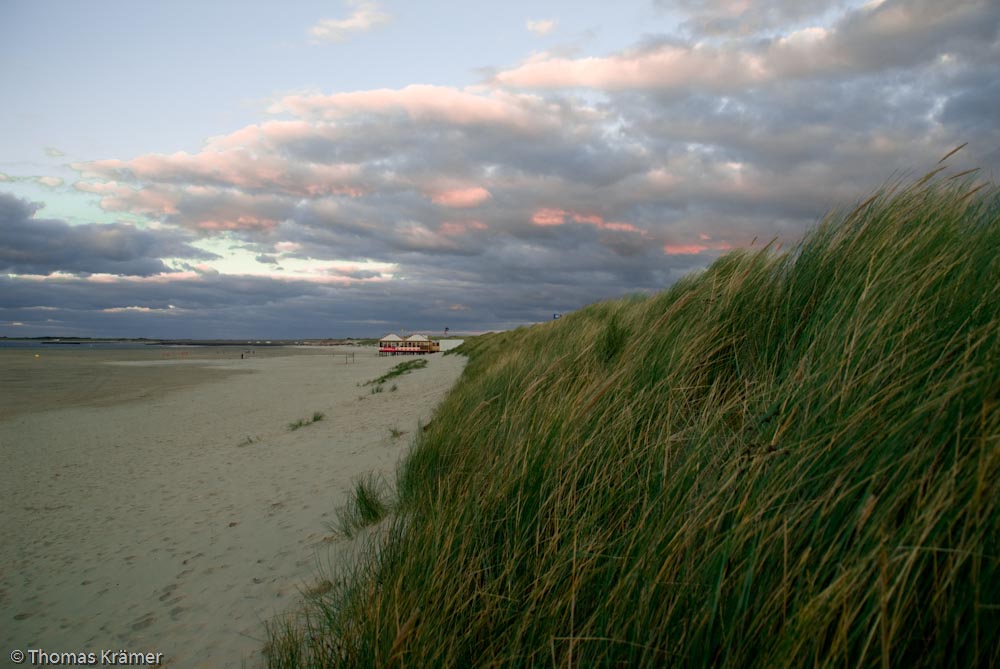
left=9, top=271, right=203, bottom=285
left=662, top=241, right=733, bottom=255
left=272, top=85, right=553, bottom=131
left=494, top=1, right=981, bottom=91
left=531, top=208, right=568, bottom=226
left=439, top=220, right=488, bottom=236
left=531, top=208, right=643, bottom=234
left=78, top=150, right=364, bottom=198
left=205, top=120, right=320, bottom=151
left=430, top=187, right=492, bottom=208
left=75, top=181, right=179, bottom=216
left=77, top=179, right=294, bottom=233
left=662, top=244, right=711, bottom=255
left=602, top=221, right=643, bottom=233
left=495, top=44, right=767, bottom=90
left=195, top=216, right=278, bottom=232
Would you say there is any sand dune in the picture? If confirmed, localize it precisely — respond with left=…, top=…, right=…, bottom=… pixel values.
left=1, top=347, right=465, bottom=668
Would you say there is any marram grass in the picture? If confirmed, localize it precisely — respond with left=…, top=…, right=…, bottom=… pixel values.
left=331, top=473, right=391, bottom=539
left=267, top=172, right=999, bottom=668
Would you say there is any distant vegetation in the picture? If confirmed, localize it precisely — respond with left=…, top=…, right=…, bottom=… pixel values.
left=365, top=359, right=428, bottom=390
left=267, top=171, right=999, bottom=667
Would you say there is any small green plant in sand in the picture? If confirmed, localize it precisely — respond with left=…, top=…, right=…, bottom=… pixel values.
left=389, top=427, right=406, bottom=439
left=287, top=412, right=325, bottom=431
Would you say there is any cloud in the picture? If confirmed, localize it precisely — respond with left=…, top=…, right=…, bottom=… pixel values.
left=45, top=146, right=66, bottom=157
left=0, top=173, right=66, bottom=188
left=665, top=0, right=843, bottom=37
left=73, top=179, right=300, bottom=232
left=76, top=150, right=364, bottom=198
left=526, top=19, right=556, bottom=36
left=1, top=267, right=648, bottom=338
left=0, top=192, right=217, bottom=277
left=439, top=220, right=488, bottom=236
left=496, top=0, right=1000, bottom=90
left=35, top=176, right=64, bottom=188
left=12, top=0, right=994, bottom=338
left=309, top=1, right=390, bottom=43
left=493, top=40, right=766, bottom=90
left=71, top=85, right=627, bottom=238
left=530, top=208, right=644, bottom=234
left=430, top=187, right=492, bottom=208
left=269, top=85, right=563, bottom=132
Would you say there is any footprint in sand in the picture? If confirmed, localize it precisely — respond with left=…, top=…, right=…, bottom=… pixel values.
left=130, top=612, right=155, bottom=631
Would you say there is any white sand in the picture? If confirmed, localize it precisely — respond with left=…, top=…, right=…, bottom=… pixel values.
left=1, top=349, right=465, bottom=668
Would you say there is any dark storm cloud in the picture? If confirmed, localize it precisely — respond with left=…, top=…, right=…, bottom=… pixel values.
left=0, top=268, right=644, bottom=338
left=940, top=65, right=1000, bottom=134
left=0, top=192, right=217, bottom=277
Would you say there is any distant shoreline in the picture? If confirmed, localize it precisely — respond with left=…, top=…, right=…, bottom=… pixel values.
left=0, top=337, right=379, bottom=348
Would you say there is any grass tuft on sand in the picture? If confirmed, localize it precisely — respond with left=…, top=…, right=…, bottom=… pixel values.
left=365, top=359, right=428, bottom=387
left=287, top=412, right=325, bottom=431
left=330, top=473, right=391, bottom=539
left=268, top=170, right=1000, bottom=667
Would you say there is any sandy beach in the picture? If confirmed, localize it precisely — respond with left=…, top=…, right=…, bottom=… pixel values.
left=1, top=345, right=465, bottom=668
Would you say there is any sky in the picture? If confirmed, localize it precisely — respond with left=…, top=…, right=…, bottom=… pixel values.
left=1, top=0, right=998, bottom=339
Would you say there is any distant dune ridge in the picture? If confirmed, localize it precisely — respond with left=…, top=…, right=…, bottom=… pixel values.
left=266, top=168, right=999, bottom=667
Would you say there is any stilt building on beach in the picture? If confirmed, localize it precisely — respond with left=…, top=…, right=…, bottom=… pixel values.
left=378, top=333, right=440, bottom=356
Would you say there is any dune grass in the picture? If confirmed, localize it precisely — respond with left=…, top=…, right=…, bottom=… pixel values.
left=267, top=171, right=999, bottom=667
left=288, top=412, right=325, bottom=431
left=330, top=473, right=391, bottom=539
left=365, top=359, right=428, bottom=387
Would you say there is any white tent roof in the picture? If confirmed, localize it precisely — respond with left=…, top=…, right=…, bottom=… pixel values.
left=380, top=333, right=403, bottom=342
left=406, top=334, right=430, bottom=342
